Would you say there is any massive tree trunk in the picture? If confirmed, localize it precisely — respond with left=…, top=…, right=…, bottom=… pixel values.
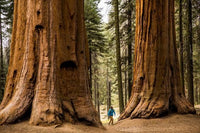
left=119, top=0, right=195, bottom=120
left=0, top=0, right=102, bottom=127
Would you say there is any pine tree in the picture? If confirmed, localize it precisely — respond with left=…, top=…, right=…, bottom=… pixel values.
left=0, top=2, right=3, bottom=101
left=0, top=0, right=14, bottom=102
left=84, top=0, right=106, bottom=101
left=127, top=0, right=133, bottom=100
left=114, top=0, right=124, bottom=113
left=185, top=0, right=194, bottom=105
left=178, top=0, right=185, bottom=95
left=192, top=0, right=200, bottom=104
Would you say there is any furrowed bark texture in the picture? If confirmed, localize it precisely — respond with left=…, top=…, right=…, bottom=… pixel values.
left=0, top=0, right=101, bottom=127
left=119, top=0, right=195, bottom=120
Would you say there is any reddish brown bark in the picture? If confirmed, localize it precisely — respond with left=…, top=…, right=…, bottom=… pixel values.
left=0, top=0, right=101, bottom=127
left=119, top=0, right=195, bottom=120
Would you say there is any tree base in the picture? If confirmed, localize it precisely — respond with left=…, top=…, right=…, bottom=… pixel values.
left=0, top=83, right=102, bottom=127
left=119, top=93, right=196, bottom=120
left=0, top=97, right=102, bottom=128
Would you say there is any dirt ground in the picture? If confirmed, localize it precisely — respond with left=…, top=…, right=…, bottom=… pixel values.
left=0, top=113, right=199, bottom=133
left=111, top=114, right=200, bottom=133
left=0, top=106, right=200, bottom=133
left=0, top=121, right=121, bottom=133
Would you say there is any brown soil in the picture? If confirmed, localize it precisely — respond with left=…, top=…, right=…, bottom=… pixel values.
left=0, top=121, right=121, bottom=133
left=0, top=113, right=200, bottom=133
left=111, top=114, right=200, bottom=133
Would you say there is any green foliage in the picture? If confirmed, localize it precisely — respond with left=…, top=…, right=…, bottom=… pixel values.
left=105, top=0, right=135, bottom=106
left=0, top=0, right=13, bottom=102
left=175, top=0, right=200, bottom=104
left=84, top=0, right=108, bottom=106
left=85, top=0, right=106, bottom=54
left=0, top=0, right=13, bottom=35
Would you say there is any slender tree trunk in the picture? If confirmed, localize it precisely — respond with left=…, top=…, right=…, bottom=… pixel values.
left=89, top=48, right=92, bottom=97
left=94, top=73, right=97, bottom=109
left=197, top=17, right=200, bottom=104
left=127, top=0, right=133, bottom=100
left=97, top=82, right=100, bottom=119
left=114, top=0, right=124, bottom=113
left=195, top=86, right=198, bottom=104
left=185, top=0, right=194, bottom=105
left=106, top=61, right=110, bottom=112
left=179, top=0, right=184, bottom=95
left=0, top=0, right=102, bottom=127
left=198, top=87, right=200, bottom=104
left=0, top=6, right=3, bottom=102
left=119, top=0, right=195, bottom=120
left=107, top=81, right=111, bottom=112
left=124, top=48, right=128, bottom=105
left=94, top=53, right=97, bottom=109
left=0, top=7, right=2, bottom=74
left=124, top=67, right=127, bottom=105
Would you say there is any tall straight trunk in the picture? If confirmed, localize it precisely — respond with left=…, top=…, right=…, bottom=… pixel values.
left=195, top=86, right=198, bottom=104
left=94, top=53, right=97, bottom=109
left=185, top=0, right=194, bottom=105
left=97, top=82, right=100, bottom=119
left=119, top=0, right=195, bottom=120
left=198, top=87, right=200, bottom=104
left=114, top=0, right=124, bottom=113
left=94, top=74, right=97, bottom=109
left=124, top=67, right=127, bottom=105
left=0, top=7, right=2, bottom=73
left=107, top=81, right=111, bottom=112
left=0, top=0, right=102, bottom=127
left=196, top=17, right=200, bottom=104
left=194, top=25, right=200, bottom=104
left=0, top=6, right=3, bottom=102
left=124, top=48, right=128, bottom=105
left=179, top=0, right=184, bottom=95
left=127, top=0, right=133, bottom=99
left=106, top=61, right=111, bottom=112
left=89, top=49, right=92, bottom=96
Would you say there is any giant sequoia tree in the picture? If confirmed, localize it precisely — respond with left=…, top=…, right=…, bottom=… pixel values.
left=119, top=0, right=195, bottom=119
left=0, top=0, right=101, bottom=127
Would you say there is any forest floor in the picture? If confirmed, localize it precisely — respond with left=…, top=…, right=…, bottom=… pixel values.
left=0, top=105, right=199, bottom=133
